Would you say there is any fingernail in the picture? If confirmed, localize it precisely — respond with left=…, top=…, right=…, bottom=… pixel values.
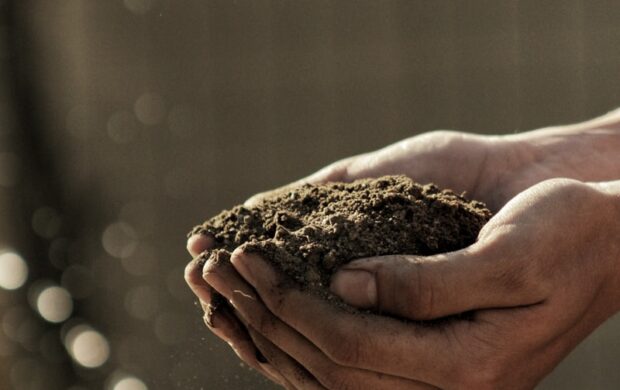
left=230, top=248, right=255, bottom=283
left=187, top=232, right=214, bottom=257
left=330, top=270, right=377, bottom=308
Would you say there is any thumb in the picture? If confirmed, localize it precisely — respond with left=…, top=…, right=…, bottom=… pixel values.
left=330, top=244, right=546, bottom=320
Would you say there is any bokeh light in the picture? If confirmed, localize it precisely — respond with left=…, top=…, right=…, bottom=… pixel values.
left=112, top=375, right=148, bottom=390
left=0, top=250, right=28, bottom=290
left=124, top=0, right=154, bottom=15
left=102, top=222, right=138, bottom=259
left=134, top=93, right=165, bottom=126
left=35, top=285, right=73, bottom=323
left=65, top=324, right=110, bottom=368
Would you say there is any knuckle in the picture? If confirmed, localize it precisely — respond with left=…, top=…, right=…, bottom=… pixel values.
left=477, top=240, right=550, bottom=301
left=494, top=263, right=528, bottom=293
left=255, top=311, right=277, bottom=336
left=324, top=332, right=364, bottom=367
left=403, top=260, right=436, bottom=319
left=373, top=255, right=437, bottom=320
left=318, top=370, right=358, bottom=390
left=261, top=286, right=287, bottom=316
left=324, top=159, right=353, bottom=182
left=329, top=345, right=359, bottom=367
left=494, top=255, right=550, bottom=301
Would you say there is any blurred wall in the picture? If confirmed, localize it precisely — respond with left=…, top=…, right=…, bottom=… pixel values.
left=1, top=1, right=620, bottom=389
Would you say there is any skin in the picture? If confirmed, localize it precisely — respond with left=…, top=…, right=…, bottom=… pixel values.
left=185, top=109, right=620, bottom=389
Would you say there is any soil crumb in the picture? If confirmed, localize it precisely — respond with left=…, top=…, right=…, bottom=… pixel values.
left=190, top=175, right=491, bottom=302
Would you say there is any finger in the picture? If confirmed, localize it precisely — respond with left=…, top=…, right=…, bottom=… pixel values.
left=185, top=254, right=281, bottom=384
left=209, top=261, right=437, bottom=389
left=329, top=242, right=549, bottom=320
left=248, top=328, right=326, bottom=390
left=185, top=254, right=231, bottom=328
left=184, top=254, right=213, bottom=303
left=203, top=299, right=284, bottom=385
left=226, top=250, right=449, bottom=387
left=245, top=310, right=437, bottom=390
left=186, top=232, right=215, bottom=257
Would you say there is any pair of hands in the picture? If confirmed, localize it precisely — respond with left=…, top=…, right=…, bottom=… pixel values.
left=186, top=129, right=620, bottom=389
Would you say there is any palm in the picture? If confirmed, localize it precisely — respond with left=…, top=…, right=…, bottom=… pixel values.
left=335, top=131, right=498, bottom=205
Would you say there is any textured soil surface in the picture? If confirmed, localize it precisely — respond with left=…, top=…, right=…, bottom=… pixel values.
left=190, top=176, right=491, bottom=306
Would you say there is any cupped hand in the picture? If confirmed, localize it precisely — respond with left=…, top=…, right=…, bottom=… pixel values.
left=204, top=178, right=620, bottom=389
left=184, top=129, right=505, bottom=384
left=184, top=235, right=292, bottom=386
left=184, top=121, right=620, bottom=388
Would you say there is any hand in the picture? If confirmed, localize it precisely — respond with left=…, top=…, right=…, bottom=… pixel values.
left=186, top=129, right=513, bottom=386
left=184, top=239, right=293, bottom=387
left=204, top=178, right=620, bottom=389
left=185, top=112, right=620, bottom=387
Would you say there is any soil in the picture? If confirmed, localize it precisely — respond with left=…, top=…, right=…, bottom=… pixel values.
left=189, top=175, right=491, bottom=309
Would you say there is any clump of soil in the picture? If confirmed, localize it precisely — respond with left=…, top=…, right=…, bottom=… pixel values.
left=190, top=175, right=491, bottom=298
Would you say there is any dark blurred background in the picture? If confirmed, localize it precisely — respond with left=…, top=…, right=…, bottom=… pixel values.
left=1, top=1, right=619, bottom=389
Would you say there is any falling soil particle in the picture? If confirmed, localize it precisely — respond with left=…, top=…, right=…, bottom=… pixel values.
left=190, top=175, right=491, bottom=309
